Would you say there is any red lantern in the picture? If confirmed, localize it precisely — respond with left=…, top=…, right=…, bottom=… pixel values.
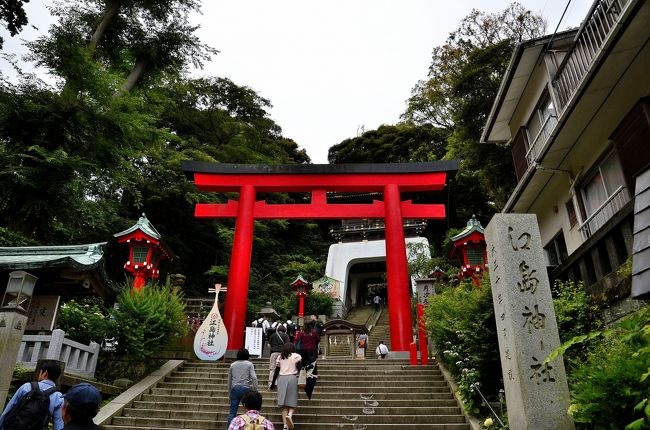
left=450, top=216, right=487, bottom=286
left=114, top=213, right=173, bottom=291
left=289, top=275, right=310, bottom=317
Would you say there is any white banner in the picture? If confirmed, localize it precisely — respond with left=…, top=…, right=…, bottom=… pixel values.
left=245, top=327, right=263, bottom=358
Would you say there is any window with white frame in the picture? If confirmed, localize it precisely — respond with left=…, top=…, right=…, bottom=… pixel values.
left=580, top=151, right=626, bottom=218
left=527, top=91, right=556, bottom=146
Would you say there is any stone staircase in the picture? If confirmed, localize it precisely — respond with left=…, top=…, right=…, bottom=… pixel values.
left=368, top=307, right=391, bottom=357
left=326, top=305, right=375, bottom=358
left=101, top=357, right=469, bottom=429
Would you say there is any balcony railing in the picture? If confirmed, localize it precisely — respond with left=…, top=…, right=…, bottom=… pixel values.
left=578, top=185, right=630, bottom=240
left=553, top=0, right=629, bottom=111
left=525, top=114, right=558, bottom=166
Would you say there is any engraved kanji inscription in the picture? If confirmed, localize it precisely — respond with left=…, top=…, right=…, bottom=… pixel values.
left=522, top=304, right=546, bottom=333
left=517, top=261, right=539, bottom=293
left=529, top=356, right=555, bottom=384
left=508, top=226, right=532, bottom=251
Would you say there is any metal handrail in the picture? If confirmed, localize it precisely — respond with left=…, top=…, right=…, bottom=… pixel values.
left=578, top=185, right=629, bottom=239
left=525, top=114, right=558, bottom=166
left=471, top=383, right=506, bottom=428
left=552, top=0, right=628, bottom=110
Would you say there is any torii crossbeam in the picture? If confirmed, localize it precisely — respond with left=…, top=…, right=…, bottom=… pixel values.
left=183, top=160, right=459, bottom=353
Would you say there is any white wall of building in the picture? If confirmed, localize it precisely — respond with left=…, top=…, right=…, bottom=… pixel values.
left=325, top=237, right=431, bottom=305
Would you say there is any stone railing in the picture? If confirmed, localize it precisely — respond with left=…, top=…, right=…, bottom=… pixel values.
left=17, top=329, right=100, bottom=378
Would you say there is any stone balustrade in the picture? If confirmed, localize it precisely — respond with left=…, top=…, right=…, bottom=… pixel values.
left=17, top=329, right=100, bottom=378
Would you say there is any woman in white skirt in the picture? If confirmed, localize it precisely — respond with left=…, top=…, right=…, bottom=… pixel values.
left=275, top=342, right=302, bottom=430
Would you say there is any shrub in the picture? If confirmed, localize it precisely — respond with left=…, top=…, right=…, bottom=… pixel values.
left=56, top=297, right=116, bottom=344
left=112, top=282, right=188, bottom=358
left=425, top=275, right=500, bottom=414
left=566, top=307, right=650, bottom=429
left=552, top=279, right=600, bottom=343
left=305, top=291, right=334, bottom=317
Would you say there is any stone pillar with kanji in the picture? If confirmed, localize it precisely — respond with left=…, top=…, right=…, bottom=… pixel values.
left=485, top=214, right=573, bottom=430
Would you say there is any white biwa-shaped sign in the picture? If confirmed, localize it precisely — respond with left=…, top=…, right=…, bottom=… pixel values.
left=194, top=283, right=228, bottom=360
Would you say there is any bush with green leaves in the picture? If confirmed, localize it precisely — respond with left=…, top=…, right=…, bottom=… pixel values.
left=112, top=282, right=188, bottom=358
left=56, top=297, right=116, bottom=345
left=425, top=275, right=500, bottom=414
left=552, top=279, right=600, bottom=343
left=304, top=291, right=334, bottom=317
left=547, top=306, right=650, bottom=429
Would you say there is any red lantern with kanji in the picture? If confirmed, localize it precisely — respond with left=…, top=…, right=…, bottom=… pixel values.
left=450, top=215, right=487, bottom=286
left=114, top=213, right=173, bottom=291
left=290, top=275, right=309, bottom=317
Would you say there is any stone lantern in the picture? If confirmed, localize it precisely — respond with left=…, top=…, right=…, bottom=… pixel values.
left=0, top=270, right=38, bottom=408
left=114, top=213, right=173, bottom=291
left=289, top=275, right=309, bottom=317
left=259, top=301, right=280, bottom=322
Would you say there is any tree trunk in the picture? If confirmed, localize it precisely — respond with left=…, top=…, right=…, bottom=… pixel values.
left=115, top=58, right=148, bottom=96
left=87, top=0, right=122, bottom=56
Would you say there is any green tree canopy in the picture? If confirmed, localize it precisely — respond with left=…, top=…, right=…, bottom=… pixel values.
left=0, top=0, right=324, bottom=306
left=328, top=123, right=447, bottom=164
left=403, top=3, right=546, bottom=211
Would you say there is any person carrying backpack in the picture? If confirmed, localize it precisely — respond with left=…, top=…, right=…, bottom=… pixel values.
left=227, top=390, right=274, bottom=430
left=0, top=360, right=64, bottom=430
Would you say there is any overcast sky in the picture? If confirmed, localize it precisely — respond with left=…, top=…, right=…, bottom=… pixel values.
left=1, top=1, right=591, bottom=163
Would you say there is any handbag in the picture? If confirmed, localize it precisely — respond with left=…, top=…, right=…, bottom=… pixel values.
left=298, top=368, right=307, bottom=390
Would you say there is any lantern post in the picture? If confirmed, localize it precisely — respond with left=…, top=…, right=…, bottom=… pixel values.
left=0, top=271, right=38, bottom=408
left=450, top=215, right=488, bottom=286
left=114, top=213, right=173, bottom=291
left=289, top=275, right=310, bottom=318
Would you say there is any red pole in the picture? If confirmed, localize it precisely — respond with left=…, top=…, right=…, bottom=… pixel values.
left=383, top=183, right=413, bottom=351
left=417, top=303, right=429, bottom=365
left=224, top=184, right=256, bottom=351
left=132, top=272, right=146, bottom=291
left=409, top=342, right=418, bottom=366
left=298, top=295, right=305, bottom=317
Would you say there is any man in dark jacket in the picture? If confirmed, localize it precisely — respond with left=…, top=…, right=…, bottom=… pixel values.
left=62, top=383, right=103, bottom=429
left=268, top=325, right=289, bottom=389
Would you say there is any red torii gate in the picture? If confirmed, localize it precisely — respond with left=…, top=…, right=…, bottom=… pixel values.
left=182, top=161, right=458, bottom=353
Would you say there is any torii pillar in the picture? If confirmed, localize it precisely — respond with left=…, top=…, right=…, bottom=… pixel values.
left=182, top=161, right=459, bottom=354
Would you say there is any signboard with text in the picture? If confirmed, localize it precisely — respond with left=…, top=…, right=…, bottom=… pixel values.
left=26, top=296, right=60, bottom=332
left=245, top=327, right=263, bottom=358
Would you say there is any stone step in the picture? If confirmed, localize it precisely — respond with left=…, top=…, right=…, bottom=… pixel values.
left=176, top=367, right=442, bottom=375
left=110, top=412, right=467, bottom=428
left=104, top=423, right=470, bottom=430
left=136, top=396, right=459, bottom=408
left=125, top=404, right=463, bottom=417
left=154, top=382, right=449, bottom=393
left=149, top=389, right=456, bottom=401
left=183, top=358, right=416, bottom=369
left=159, top=374, right=447, bottom=389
